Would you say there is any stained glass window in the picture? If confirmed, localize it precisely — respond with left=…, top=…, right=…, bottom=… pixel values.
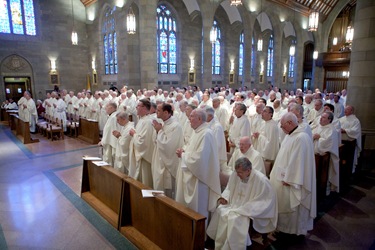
left=288, top=40, right=296, bottom=78
left=157, top=4, right=177, bottom=74
left=238, top=32, right=244, bottom=76
left=251, top=36, right=255, bottom=76
left=0, top=0, right=36, bottom=35
left=211, top=20, right=221, bottom=75
left=267, top=35, right=274, bottom=77
left=103, top=7, right=117, bottom=75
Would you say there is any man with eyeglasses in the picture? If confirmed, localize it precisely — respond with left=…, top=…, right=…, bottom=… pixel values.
left=270, top=112, right=316, bottom=243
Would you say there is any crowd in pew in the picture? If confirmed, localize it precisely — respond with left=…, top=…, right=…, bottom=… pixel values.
left=1, top=84, right=361, bottom=248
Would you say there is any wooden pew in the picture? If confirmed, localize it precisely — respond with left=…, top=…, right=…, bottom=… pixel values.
left=339, top=140, right=356, bottom=193
left=78, top=118, right=100, bottom=144
left=315, top=152, right=330, bottom=204
left=119, top=177, right=206, bottom=250
left=9, top=114, right=39, bottom=144
left=81, top=160, right=126, bottom=229
left=80, top=159, right=206, bottom=250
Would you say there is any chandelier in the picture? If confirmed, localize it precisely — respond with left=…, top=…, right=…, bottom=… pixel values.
left=346, top=26, right=354, bottom=43
left=257, top=36, right=263, bottom=51
left=230, top=0, right=242, bottom=6
left=308, top=11, right=319, bottom=31
left=289, top=44, right=295, bottom=56
left=127, top=7, right=136, bottom=35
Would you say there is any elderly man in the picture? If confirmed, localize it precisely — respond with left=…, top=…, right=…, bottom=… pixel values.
left=339, top=105, right=362, bottom=173
left=253, top=106, right=279, bottom=162
left=212, top=97, right=229, bottom=131
left=228, top=103, right=250, bottom=153
left=207, top=157, right=277, bottom=249
left=176, top=108, right=221, bottom=227
left=206, top=107, right=228, bottom=188
left=312, top=111, right=340, bottom=193
left=53, top=93, right=67, bottom=131
left=22, top=91, right=38, bottom=133
left=307, top=99, right=323, bottom=126
left=227, top=136, right=266, bottom=175
left=98, top=102, right=119, bottom=166
left=182, top=104, right=196, bottom=145
left=151, top=103, right=184, bottom=198
left=112, top=111, right=134, bottom=174
left=129, top=99, right=156, bottom=188
left=270, top=112, right=316, bottom=238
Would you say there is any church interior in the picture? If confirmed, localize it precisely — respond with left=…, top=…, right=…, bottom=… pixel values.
left=0, top=0, right=375, bottom=249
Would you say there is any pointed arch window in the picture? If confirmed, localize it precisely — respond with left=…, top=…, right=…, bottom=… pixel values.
left=288, top=40, right=296, bottom=78
left=103, top=7, right=118, bottom=75
left=0, top=0, right=36, bottom=35
left=267, top=35, right=274, bottom=77
left=211, top=20, right=221, bottom=75
left=251, top=36, right=255, bottom=76
left=157, top=4, right=177, bottom=74
left=238, top=31, right=244, bottom=76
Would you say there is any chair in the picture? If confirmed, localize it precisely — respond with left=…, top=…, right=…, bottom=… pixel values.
left=69, top=114, right=80, bottom=137
left=48, top=118, right=64, bottom=141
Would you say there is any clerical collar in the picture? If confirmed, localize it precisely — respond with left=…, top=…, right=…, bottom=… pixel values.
left=288, top=125, right=298, bottom=135
left=241, top=175, right=250, bottom=183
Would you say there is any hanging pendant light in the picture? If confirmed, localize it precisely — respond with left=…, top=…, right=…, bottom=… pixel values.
left=127, top=6, right=136, bottom=34
left=313, top=50, right=318, bottom=60
left=210, top=26, right=217, bottom=44
left=230, top=0, right=242, bottom=6
left=308, top=11, right=319, bottom=31
left=71, top=0, right=78, bottom=45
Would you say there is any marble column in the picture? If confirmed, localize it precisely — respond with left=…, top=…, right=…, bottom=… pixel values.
left=347, top=0, right=375, bottom=148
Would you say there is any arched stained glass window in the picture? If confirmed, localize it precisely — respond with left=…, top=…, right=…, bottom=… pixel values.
left=103, top=7, right=117, bottom=75
left=251, top=36, right=255, bottom=76
left=156, top=4, right=177, bottom=74
left=288, top=40, right=296, bottom=78
left=267, top=35, right=274, bottom=77
left=211, top=20, right=221, bottom=75
left=238, top=31, right=244, bottom=76
left=0, top=0, right=36, bottom=35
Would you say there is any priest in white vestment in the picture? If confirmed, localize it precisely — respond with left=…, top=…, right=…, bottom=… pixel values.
left=312, top=111, right=340, bottom=193
left=253, top=106, right=279, bottom=162
left=128, top=99, right=156, bottom=188
left=339, top=105, right=362, bottom=173
left=228, top=103, right=251, bottom=153
left=176, top=109, right=221, bottom=226
left=207, top=157, right=277, bottom=249
left=227, top=136, right=266, bottom=175
left=270, top=112, right=316, bottom=236
left=182, top=104, right=196, bottom=146
left=112, top=111, right=134, bottom=174
left=17, top=95, right=27, bottom=121
left=53, top=94, right=67, bottom=131
left=22, top=91, right=37, bottom=133
left=98, top=102, right=119, bottom=166
left=152, top=103, right=184, bottom=198
left=206, top=107, right=229, bottom=189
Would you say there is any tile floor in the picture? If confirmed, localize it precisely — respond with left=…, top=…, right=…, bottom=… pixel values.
left=0, top=123, right=374, bottom=250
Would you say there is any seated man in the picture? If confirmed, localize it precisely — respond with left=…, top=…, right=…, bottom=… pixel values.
left=207, top=157, right=277, bottom=249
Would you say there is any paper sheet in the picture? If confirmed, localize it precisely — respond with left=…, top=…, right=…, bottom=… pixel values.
left=141, top=189, right=165, bottom=198
left=92, top=161, right=110, bottom=166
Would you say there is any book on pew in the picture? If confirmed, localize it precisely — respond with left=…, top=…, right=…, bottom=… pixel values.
left=82, top=156, right=102, bottom=161
left=92, top=161, right=110, bottom=166
left=141, top=189, right=165, bottom=198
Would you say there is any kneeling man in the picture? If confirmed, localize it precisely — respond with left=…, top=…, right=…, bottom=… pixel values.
left=207, top=157, right=277, bottom=249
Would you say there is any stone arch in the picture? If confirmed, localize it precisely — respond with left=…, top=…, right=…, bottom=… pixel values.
left=0, top=54, right=35, bottom=102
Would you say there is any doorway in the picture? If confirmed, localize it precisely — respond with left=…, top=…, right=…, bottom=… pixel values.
left=4, top=77, right=31, bottom=103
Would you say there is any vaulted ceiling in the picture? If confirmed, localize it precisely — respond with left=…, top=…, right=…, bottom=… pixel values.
left=79, top=0, right=356, bottom=22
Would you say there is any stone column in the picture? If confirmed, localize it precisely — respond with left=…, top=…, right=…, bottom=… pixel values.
left=139, top=0, right=157, bottom=90
left=347, top=0, right=375, bottom=148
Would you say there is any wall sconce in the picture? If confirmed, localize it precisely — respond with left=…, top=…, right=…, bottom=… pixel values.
left=313, top=50, right=318, bottom=60
left=70, top=0, right=78, bottom=45
left=92, top=59, right=96, bottom=71
left=51, top=60, right=57, bottom=72
left=346, top=26, right=354, bottom=43
left=333, top=37, right=338, bottom=46
left=230, top=0, right=242, bottom=6
left=189, top=58, right=195, bottom=71
left=230, top=61, right=234, bottom=72
left=282, top=65, right=287, bottom=83
left=92, top=59, right=97, bottom=85
left=127, top=6, right=136, bottom=35
left=289, top=44, right=295, bottom=56
left=257, top=36, right=263, bottom=51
